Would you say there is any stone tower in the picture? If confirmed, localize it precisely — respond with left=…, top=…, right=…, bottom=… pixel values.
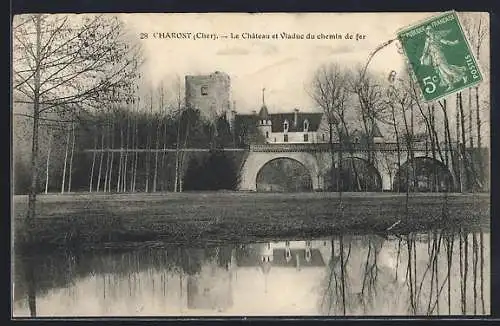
left=257, top=88, right=272, bottom=140
left=185, top=71, right=231, bottom=123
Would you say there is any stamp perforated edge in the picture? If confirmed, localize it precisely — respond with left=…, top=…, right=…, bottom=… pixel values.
left=395, top=10, right=484, bottom=103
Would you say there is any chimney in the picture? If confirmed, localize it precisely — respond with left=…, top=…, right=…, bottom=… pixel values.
left=294, top=108, right=299, bottom=128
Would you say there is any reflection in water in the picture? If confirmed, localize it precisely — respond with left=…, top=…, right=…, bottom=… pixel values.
left=13, top=230, right=490, bottom=316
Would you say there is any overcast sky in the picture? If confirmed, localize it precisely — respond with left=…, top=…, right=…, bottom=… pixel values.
left=120, top=12, right=489, bottom=118
left=120, top=13, right=445, bottom=113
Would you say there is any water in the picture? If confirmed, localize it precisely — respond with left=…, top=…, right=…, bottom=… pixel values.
left=12, top=231, right=490, bottom=317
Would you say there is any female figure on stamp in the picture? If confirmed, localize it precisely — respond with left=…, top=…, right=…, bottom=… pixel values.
left=419, top=25, right=467, bottom=91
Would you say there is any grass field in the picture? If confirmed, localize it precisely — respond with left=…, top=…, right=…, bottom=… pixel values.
left=13, top=191, right=490, bottom=250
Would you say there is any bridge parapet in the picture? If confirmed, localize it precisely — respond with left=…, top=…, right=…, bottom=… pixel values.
left=249, top=142, right=449, bottom=153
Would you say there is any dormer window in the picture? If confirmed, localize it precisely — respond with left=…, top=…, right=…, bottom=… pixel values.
left=201, top=85, right=208, bottom=95
left=303, top=119, right=309, bottom=132
left=283, top=120, right=289, bottom=133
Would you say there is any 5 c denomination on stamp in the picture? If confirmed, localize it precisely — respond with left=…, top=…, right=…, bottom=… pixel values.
left=397, top=11, right=482, bottom=102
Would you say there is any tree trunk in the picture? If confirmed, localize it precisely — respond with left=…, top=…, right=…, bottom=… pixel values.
left=44, top=132, right=52, bottom=194
left=60, top=125, right=70, bottom=194
left=475, top=86, right=481, bottom=149
left=456, top=94, right=463, bottom=192
left=67, top=123, right=76, bottom=193
left=401, top=103, right=413, bottom=193
left=153, top=120, right=160, bottom=192
left=116, top=122, right=124, bottom=192
left=130, top=103, right=138, bottom=192
left=390, top=104, right=401, bottom=192
left=174, top=111, right=182, bottom=192
left=103, top=122, right=111, bottom=193
left=459, top=92, right=469, bottom=191
left=468, top=88, right=473, bottom=148
left=475, top=85, right=482, bottom=188
left=145, top=135, right=151, bottom=192
left=89, top=130, right=97, bottom=192
left=428, top=105, right=437, bottom=191
left=328, top=121, right=335, bottom=191
left=179, top=115, right=191, bottom=193
left=439, top=99, right=456, bottom=190
left=131, top=110, right=138, bottom=192
left=27, top=14, right=42, bottom=226
left=161, top=115, right=168, bottom=191
left=145, top=96, right=153, bottom=192
left=96, top=130, right=105, bottom=192
left=123, top=110, right=131, bottom=192
left=108, top=121, right=115, bottom=193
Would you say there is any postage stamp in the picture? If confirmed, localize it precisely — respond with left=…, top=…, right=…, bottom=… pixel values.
left=397, top=11, right=483, bottom=102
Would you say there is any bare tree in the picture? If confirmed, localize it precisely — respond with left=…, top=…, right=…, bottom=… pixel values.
left=349, top=67, right=386, bottom=164
left=67, top=122, right=76, bottom=192
left=60, top=124, right=70, bottom=193
left=89, top=125, right=97, bottom=192
left=309, top=63, right=349, bottom=192
left=13, top=14, right=141, bottom=223
left=44, top=131, right=52, bottom=194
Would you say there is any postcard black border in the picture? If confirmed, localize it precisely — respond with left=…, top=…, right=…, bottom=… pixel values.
left=7, top=0, right=499, bottom=325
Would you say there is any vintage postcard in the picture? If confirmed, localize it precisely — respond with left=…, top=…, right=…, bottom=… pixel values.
left=12, top=12, right=490, bottom=317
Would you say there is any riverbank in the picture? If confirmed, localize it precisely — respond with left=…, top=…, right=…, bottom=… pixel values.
left=13, top=192, right=490, bottom=251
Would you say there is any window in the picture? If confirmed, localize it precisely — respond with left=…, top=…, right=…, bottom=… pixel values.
left=266, top=131, right=269, bottom=138
left=284, top=134, right=288, bottom=142
left=283, top=120, right=289, bottom=133
left=303, top=119, right=309, bottom=132
left=201, top=85, right=208, bottom=95
left=303, top=134, right=308, bottom=142
left=322, top=134, right=325, bottom=141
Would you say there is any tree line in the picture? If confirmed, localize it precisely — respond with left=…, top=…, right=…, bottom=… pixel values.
left=309, top=43, right=489, bottom=193
left=14, top=102, right=242, bottom=195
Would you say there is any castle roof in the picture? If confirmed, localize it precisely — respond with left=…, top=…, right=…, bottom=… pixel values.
left=258, top=105, right=269, bottom=120
left=269, top=112, right=323, bottom=132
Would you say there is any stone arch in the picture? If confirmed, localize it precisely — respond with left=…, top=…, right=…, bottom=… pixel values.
left=256, top=157, right=313, bottom=192
left=393, top=156, right=454, bottom=192
left=239, top=152, right=321, bottom=191
left=324, top=156, right=383, bottom=192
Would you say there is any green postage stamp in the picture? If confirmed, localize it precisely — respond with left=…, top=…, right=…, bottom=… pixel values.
left=397, top=11, right=483, bottom=102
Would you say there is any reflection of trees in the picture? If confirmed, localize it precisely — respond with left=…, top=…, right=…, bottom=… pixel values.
left=359, top=236, right=384, bottom=313
left=14, top=244, right=237, bottom=311
left=318, top=228, right=488, bottom=316
left=320, top=236, right=353, bottom=315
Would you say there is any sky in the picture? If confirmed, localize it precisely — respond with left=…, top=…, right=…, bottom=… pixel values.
left=120, top=12, right=451, bottom=113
